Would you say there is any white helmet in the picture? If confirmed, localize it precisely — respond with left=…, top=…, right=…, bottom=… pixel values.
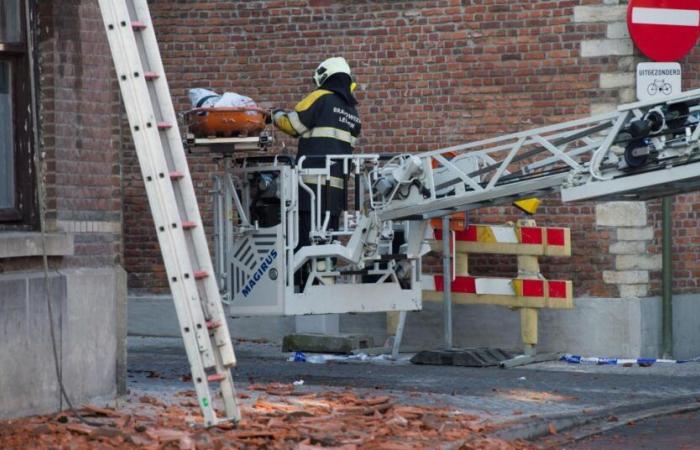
left=313, top=56, right=352, bottom=88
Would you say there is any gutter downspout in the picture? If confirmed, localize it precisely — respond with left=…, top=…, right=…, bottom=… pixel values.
left=662, top=196, right=674, bottom=359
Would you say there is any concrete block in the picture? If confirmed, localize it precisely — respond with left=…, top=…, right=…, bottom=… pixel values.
left=115, top=266, right=128, bottom=396
left=1, top=267, right=128, bottom=420
left=282, top=333, right=373, bottom=354
left=607, top=22, right=629, bottom=39
left=574, top=5, right=627, bottom=22
left=616, top=254, right=662, bottom=271
left=672, top=294, right=700, bottom=359
left=596, top=202, right=647, bottom=227
left=603, top=270, right=649, bottom=285
left=609, top=241, right=647, bottom=255
left=128, top=295, right=296, bottom=342
left=617, top=227, right=654, bottom=241
left=619, top=284, right=649, bottom=298
left=62, top=268, right=120, bottom=405
left=600, top=73, right=634, bottom=89
left=640, top=298, right=662, bottom=357
left=581, top=39, right=634, bottom=57
left=0, top=272, right=66, bottom=419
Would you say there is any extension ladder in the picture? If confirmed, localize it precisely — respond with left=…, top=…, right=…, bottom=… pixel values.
left=98, top=0, right=240, bottom=426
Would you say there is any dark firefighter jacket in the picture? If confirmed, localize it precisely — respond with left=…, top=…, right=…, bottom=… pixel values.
left=274, top=88, right=361, bottom=213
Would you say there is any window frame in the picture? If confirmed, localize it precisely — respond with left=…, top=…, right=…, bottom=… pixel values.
left=0, top=1, right=36, bottom=228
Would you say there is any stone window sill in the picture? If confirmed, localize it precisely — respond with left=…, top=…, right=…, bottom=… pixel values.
left=0, top=232, right=74, bottom=259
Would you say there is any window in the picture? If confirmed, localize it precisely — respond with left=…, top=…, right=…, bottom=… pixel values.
left=0, top=0, right=35, bottom=227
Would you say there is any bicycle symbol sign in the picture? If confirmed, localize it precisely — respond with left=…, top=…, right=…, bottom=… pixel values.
left=647, top=79, right=673, bottom=96
left=636, top=62, right=682, bottom=101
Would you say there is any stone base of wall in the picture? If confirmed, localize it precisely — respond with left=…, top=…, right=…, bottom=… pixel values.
left=341, top=296, right=700, bottom=360
left=0, top=267, right=127, bottom=420
left=128, top=296, right=296, bottom=343
left=130, top=294, right=700, bottom=360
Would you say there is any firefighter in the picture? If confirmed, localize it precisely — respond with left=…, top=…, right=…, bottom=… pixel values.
left=272, top=56, right=361, bottom=249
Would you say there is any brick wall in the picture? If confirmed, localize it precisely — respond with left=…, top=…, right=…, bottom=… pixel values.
left=37, top=0, right=123, bottom=268
left=121, top=0, right=700, bottom=297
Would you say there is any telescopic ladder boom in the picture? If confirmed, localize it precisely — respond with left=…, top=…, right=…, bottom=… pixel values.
left=98, top=0, right=240, bottom=426
left=376, top=89, right=700, bottom=221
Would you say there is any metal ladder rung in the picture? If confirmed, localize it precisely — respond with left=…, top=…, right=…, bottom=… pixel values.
left=182, top=220, right=197, bottom=230
left=131, top=20, right=147, bottom=30
left=157, top=121, right=173, bottom=130
left=194, top=271, right=210, bottom=280
left=144, top=71, right=159, bottom=81
left=207, top=374, right=226, bottom=383
left=206, top=320, right=222, bottom=330
left=169, top=171, right=184, bottom=180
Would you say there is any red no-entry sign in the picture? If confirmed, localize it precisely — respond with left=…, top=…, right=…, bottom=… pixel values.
left=627, top=0, right=700, bottom=62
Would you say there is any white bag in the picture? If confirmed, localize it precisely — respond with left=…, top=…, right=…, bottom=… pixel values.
left=215, top=92, right=257, bottom=109
left=188, top=88, right=258, bottom=109
left=188, top=88, right=220, bottom=108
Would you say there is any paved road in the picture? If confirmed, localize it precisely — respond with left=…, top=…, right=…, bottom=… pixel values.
left=128, top=337, right=700, bottom=426
left=566, top=410, right=700, bottom=450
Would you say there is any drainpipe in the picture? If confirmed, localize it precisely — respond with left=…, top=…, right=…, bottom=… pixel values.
left=442, top=215, right=453, bottom=350
left=662, top=196, right=673, bottom=359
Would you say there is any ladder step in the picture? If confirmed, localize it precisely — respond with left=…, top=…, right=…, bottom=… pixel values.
left=131, top=20, right=147, bottom=30
left=207, top=374, right=226, bottom=383
left=144, top=71, right=160, bottom=81
left=206, top=320, right=222, bottom=330
left=182, top=220, right=197, bottom=230
left=157, top=122, right=173, bottom=130
left=194, top=271, right=209, bottom=280
left=169, top=171, right=185, bottom=180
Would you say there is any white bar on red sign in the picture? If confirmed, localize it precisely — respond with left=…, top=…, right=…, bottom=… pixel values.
left=631, top=7, right=700, bottom=27
left=474, top=278, right=514, bottom=296
left=491, top=227, right=518, bottom=243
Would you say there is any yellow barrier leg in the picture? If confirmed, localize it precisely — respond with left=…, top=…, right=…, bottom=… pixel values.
left=520, top=308, right=538, bottom=356
left=516, top=243, right=540, bottom=356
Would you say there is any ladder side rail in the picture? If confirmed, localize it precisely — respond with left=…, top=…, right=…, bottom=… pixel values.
left=130, top=0, right=236, bottom=366
left=459, top=121, right=615, bottom=180
left=417, top=110, right=622, bottom=158
left=422, top=119, right=617, bottom=194
left=98, top=0, right=220, bottom=425
left=99, top=1, right=214, bottom=364
left=381, top=91, right=700, bottom=220
left=377, top=110, right=641, bottom=220
left=377, top=172, right=570, bottom=221
left=128, top=0, right=240, bottom=420
left=387, top=130, right=603, bottom=218
left=133, top=0, right=236, bottom=367
left=126, top=0, right=240, bottom=420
